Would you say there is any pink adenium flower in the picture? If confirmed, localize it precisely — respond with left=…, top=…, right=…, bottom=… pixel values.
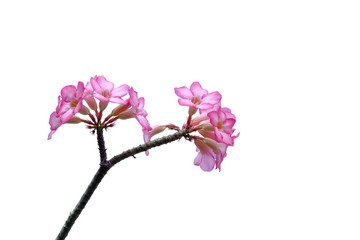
left=48, top=97, right=62, bottom=140
left=187, top=113, right=213, bottom=132
left=48, top=82, right=88, bottom=139
left=142, top=125, right=168, bottom=156
left=90, top=75, right=129, bottom=105
left=193, top=136, right=227, bottom=171
left=48, top=112, right=62, bottom=140
left=208, top=107, right=237, bottom=146
left=57, top=81, right=88, bottom=123
left=174, top=81, right=222, bottom=115
left=116, top=87, right=151, bottom=131
left=143, top=125, right=167, bottom=144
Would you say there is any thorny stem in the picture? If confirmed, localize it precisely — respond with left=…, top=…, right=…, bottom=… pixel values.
left=55, top=129, right=188, bottom=240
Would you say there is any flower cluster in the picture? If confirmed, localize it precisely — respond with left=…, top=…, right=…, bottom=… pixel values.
left=145, top=82, right=239, bottom=172
left=48, top=77, right=239, bottom=172
left=48, top=75, right=151, bottom=140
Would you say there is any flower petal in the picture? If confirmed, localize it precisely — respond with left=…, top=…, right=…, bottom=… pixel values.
left=174, top=86, right=193, bottom=99
left=61, top=85, right=77, bottom=102
left=190, top=81, right=208, bottom=96
left=202, top=91, right=222, bottom=105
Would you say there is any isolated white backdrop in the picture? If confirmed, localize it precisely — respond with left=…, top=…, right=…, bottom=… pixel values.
left=0, top=1, right=359, bottom=240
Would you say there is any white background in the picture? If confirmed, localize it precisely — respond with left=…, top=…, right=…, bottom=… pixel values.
left=1, top=1, right=359, bottom=239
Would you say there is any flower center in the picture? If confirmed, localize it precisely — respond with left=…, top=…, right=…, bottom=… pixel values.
left=102, top=90, right=111, bottom=98
left=191, top=96, right=201, bottom=105
left=70, top=99, right=78, bottom=108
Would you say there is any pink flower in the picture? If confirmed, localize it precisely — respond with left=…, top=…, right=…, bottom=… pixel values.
left=193, top=137, right=227, bottom=172
left=57, top=81, right=87, bottom=124
left=187, top=113, right=213, bottom=132
left=142, top=125, right=168, bottom=156
left=174, top=82, right=222, bottom=114
left=48, top=97, right=62, bottom=140
left=194, top=142, right=216, bottom=171
left=208, top=108, right=238, bottom=146
left=143, top=125, right=167, bottom=143
left=116, top=87, right=151, bottom=131
left=48, top=82, right=87, bottom=139
left=90, top=75, right=129, bottom=104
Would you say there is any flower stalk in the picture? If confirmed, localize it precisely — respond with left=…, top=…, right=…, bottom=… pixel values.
left=55, top=165, right=110, bottom=240
left=55, top=129, right=188, bottom=240
left=96, top=126, right=107, bottom=165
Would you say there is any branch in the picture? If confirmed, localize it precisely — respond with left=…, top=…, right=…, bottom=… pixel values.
left=55, top=129, right=188, bottom=240
left=55, top=165, right=110, bottom=240
left=96, top=126, right=107, bottom=164
left=106, top=129, right=186, bottom=167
